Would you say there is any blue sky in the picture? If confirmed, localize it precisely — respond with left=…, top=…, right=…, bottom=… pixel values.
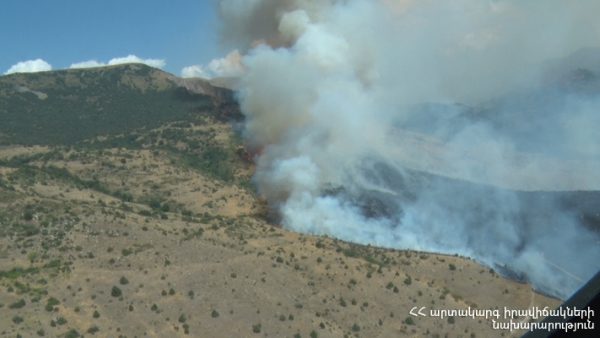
left=0, top=0, right=222, bottom=75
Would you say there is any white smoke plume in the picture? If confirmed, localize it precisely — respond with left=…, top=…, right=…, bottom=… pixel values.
left=219, top=0, right=600, bottom=299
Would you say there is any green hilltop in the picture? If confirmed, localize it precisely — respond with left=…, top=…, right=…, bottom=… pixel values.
left=0, top=64, right=235, bottom=145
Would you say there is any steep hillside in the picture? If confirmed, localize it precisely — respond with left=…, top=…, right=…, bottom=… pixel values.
left=0, top=66, right=559, bottom=338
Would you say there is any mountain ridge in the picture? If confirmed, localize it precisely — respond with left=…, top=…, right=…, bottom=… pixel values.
left=0, top=63, right=240, bottom=146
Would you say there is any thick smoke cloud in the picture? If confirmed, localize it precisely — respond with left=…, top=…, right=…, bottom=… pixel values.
left=219, top=0, right=600, bottom=299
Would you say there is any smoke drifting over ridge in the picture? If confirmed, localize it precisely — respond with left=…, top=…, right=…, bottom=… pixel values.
left=218, top=0, right=600, bottom=299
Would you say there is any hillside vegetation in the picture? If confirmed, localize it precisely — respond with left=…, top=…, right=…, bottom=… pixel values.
left=0, top=64, right=236, bottom=145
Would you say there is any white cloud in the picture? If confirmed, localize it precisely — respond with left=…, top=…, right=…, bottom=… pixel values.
left=108, top=55, right=166, bottom=69
left=181, top=65, right=211, bottom=79
left=69, top=60, right=105, bottom=69
left=69, top=55, right=166, bottom=70
left=206, top=50, right=244, bottom=77
left=181, top=50, right=244, bottom=79
left=5, top=59, right=52, bottom=74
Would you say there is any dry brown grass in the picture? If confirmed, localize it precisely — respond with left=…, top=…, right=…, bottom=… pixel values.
left=0, top=137, right=559, bottom=338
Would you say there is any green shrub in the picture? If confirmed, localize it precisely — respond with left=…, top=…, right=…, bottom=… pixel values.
left=87, top=325, right=100, bottom=334
left=178, top=314, right=187, bottom=323
left=45, top=297, right=60, bottom=311
left=111, top=286, right=122, bottom=297
left=9, top=299, right=26, bottom=309
left=64, top=329, right=81, bottom=338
